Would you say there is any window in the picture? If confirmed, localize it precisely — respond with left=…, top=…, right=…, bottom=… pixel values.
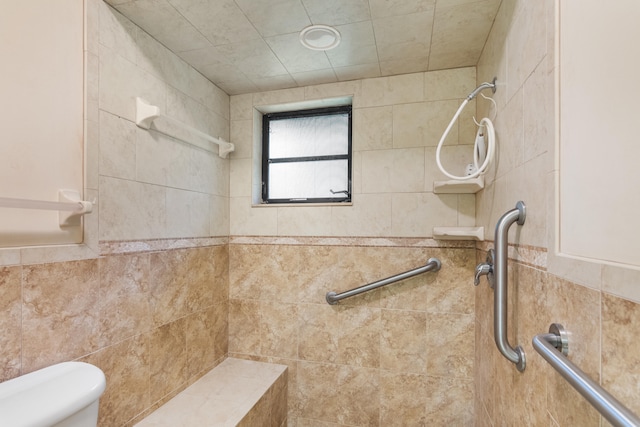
left=262, top=106, right=352, bottom=204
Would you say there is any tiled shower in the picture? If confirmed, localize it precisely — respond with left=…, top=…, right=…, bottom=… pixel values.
left=1, top=0, right=640, bottom=426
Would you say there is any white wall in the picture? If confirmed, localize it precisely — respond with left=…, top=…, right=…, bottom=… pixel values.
left=558, top=0, right=640, bottom=268
left=0, top=0, right=84, bottom=246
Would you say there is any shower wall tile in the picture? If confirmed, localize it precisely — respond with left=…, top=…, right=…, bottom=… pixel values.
left=99, top=111, right=137, bottom=180
left=2, top=242, right=229, bottom=425
left=601, top=293, right=640, bottom=419
left=426, top=313, right=474, bottom=377
left=392, top=100, right=460, bottom=148
left=0, top=3, right=232, bottom=426
left=99, top=253, right=152, bottom=347
left=149, top=318, right=188, bottom=403
left=425, top=376, right=474, bottom=425
left=358, top=70, right=425, bottom=108
left=381, top=309, right=427, bottom=373
left=99, top=176, right=166, bottom=241
left=352, top=106, right=393, bottom=151
left=277, top=206, right=334, bottom=236
left=230, top=67, right=477, bottom=237
left=505, top=0, right=548, bottom=102
left=379, top=371, right=428, bottom=426
left=83, top=334, right=150, bottom=427
left=0, top=266, right=21, bottom=382
left=229, top=243, right=475, bottom=425
left=424, top=67, right=476, bottom=101
left=22, top=259, right=101, bottom=373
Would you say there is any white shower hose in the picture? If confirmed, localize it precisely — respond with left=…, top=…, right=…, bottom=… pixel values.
left=435, top=98, right=495, bottom=180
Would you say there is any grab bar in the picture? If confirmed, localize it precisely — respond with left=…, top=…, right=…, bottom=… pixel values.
left=533, top=324, right=640, bottom=427
left=494, top=201, right=527, bottom=371
left=325, top=258, right=441, bottom=305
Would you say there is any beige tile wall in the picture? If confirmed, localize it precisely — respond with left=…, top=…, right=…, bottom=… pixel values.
left=0, top=2, right=231, bottom=427
left=475, top=1, right=640, bottom=426
left=228, top=239, right=476, bottom=426
left=0, top=245, right=229, bottom=426
left=97, top=1, right=230, bottom=242
left=229, top=67, right=479, bottom=237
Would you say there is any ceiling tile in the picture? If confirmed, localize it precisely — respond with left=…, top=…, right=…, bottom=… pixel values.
left=235, top=0, right=311, bottom=37
left=168, top=0, right=261, bottom=46
left=369, top=0, right=435, bottom=19
left=216, top=79, right=259, bottom=95
left=265, top=33, right=332, bottom=74
left=373, top=11, right=434, bottom=47
left=429, top=1, right=499, bottom=69
left=177, top=47, right=228, bottom=69
left=251, top=74, right=299, bottom=92
left=106, top=0, right=502, bottom=94
left=380, top=57, right=430, bottom=76
left=302, top=0, right=371, bottom=26
left=291, top=69, right=339, bottom=86
left=212, top=39, right=287, bottom=79
left=109, top=0, right=211, bottom=52
left=334, top=63, right=381, bottom=81
left=199, top=62, right=248, bottom=84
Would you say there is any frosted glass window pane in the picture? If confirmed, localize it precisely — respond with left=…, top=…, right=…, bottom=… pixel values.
left=269, top=113, right=349, bottom=158
left=269, top=160, right=348, bottom=199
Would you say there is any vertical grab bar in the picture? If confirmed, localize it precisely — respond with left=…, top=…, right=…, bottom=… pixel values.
left=494, top=201, right=527, bottom=371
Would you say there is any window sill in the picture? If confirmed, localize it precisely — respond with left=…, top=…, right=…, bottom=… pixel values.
left=252, top=202, right=353, bottom=208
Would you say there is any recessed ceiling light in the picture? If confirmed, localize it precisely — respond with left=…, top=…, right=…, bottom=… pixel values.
left=299, top=25, right=341, bottom=51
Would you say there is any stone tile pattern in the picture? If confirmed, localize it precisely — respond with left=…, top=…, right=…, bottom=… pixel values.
left=475, top=248, right=640, bottom=427
left=134, top=358, right=287, bottom=427
left=228, top=242, right=477, bottom=426
left=0, top=244, right=229, bottom=427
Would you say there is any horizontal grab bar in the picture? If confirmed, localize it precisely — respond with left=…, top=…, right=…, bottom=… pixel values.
left=325, top=258, right=441, bottom=305
left=533, top=324, right=640, bottom=427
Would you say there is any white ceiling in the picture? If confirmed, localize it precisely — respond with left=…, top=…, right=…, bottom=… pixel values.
left=104, top=0, right=502, bottom=95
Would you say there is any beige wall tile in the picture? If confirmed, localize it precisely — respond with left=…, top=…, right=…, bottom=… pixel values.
left=426, top=312, right=474, bottom=377
left=352, top=106, right=393, bottom=151
left=83, top=334, right=149, bottom=427
left=99, top=254, right=152, bottom=346
left=298, top=303, right=340, bottom=364
left=358, top=73, right=425, bottom=108
left=149, top=318, right=188, bottom=403
left=277, top=206, right=333, bottom=237
left=424, top=67, right=476, bottom=101
left=381, top=309, right=427, bottom=373
left=601, top=294, right=640, bottom=418
left=336, top=305, right=381, bottom=368
left=0, top=266, right=21, bottom=381
left=425, top=376, right=474, bottom=425
left=22, top=259, right=100, bottom=372
left=379, top=371, right=428, bottom=425
left=393, top=100, right=460, bottom=148
left=99, top=111, right=136, bottom=180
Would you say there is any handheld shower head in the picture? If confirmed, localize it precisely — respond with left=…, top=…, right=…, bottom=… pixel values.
left=466, top=77, right=497, bottom=101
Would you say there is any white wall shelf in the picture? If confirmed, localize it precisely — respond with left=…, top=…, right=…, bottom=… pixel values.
left=433, top=226, right=484, bottom=241
left=433, top=176, right=484, bottom=194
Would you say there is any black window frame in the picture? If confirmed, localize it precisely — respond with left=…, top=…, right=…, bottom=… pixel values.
left=261, top=105, right=352, bottom=204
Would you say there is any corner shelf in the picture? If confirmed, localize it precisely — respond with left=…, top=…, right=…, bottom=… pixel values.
left=433, top=176, right=484, bottom=194
left=433, top=226, right=484, bottom=241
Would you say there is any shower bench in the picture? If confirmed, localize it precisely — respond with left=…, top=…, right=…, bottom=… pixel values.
left=135, top=358, right=287, bottom=426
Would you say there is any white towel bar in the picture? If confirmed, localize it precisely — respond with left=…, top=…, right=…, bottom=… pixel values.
left=0, top=190, right=93, bottom=227
left=135, top=97, right=235, bottom=159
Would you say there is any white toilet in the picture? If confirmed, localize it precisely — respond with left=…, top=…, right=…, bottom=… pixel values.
left=0, top=361, right=106, bottom=427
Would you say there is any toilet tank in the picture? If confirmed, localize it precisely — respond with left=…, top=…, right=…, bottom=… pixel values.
left=0, top=362, right=106, bottom=427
